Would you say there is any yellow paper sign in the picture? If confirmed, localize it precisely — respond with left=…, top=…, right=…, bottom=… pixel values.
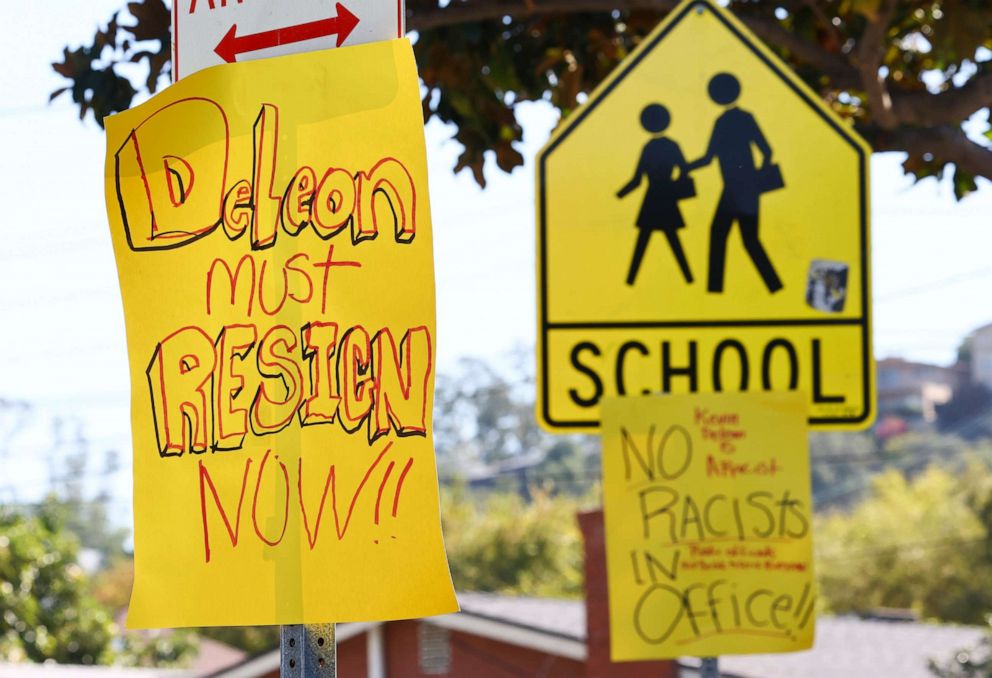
left=104, top=39, right=457, bottom=628
left=537, top=0, right=873, bottom=433
left=602, top=392, right=815, bottom=660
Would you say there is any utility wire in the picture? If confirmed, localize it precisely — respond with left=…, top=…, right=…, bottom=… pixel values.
left=875, top=266, right=992, bottom=303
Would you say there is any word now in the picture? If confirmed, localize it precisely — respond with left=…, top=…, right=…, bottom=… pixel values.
left=198, top=444, right=413, bottom=562
left=149, top=323, right=431, bottom=457
left=114, top=99, right=417, bottom=252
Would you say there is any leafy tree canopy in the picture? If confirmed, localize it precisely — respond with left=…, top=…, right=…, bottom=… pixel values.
left=0, top=500, right=200, bottom=668
left=441, top=484, right=588, bottom=597
left=53, top=0, right=990, bottom=196
left=0, top=504, right=114, bottom=664
left=816, top=461, right=992, bottom=624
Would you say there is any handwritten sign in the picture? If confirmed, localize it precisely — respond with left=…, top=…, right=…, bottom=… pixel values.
left=104, top=39, right=457, bottom=628
left=602, top=392, right=815, bottom=660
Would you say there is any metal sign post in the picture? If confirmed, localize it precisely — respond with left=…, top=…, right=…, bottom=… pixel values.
left=700, top=657, right=720, bottom=678
left=281, top=624, right=337, bottom=677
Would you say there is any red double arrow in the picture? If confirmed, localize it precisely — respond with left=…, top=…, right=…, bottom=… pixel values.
left=214, top=2, right=360, bottom=63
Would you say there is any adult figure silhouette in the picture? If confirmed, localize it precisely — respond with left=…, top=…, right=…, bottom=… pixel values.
left=688, top=73, right=783, bottom=294
left=617, top=103, right=694, bottom=286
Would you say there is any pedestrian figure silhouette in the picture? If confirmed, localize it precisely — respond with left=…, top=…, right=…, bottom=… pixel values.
left=617, top=104, right=694, bottom=286
left=688, top=73, right=784, bottom=294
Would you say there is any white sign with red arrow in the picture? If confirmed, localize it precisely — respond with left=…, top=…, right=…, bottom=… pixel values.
left=173, top=0, right=405, bottom=80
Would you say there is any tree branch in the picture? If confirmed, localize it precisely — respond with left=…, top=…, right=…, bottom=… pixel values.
left=800, top=0, right=843, bottom=49
left=854, top=0, right=899, bottom=129
left=745, top=15, right=859, bottom=88
left=409, top=0, right=675, bottom=31
left=869, top=125, right=992, bottom=181
left=892, top=69, right=992, bottom=127
left=408, top=0, right=860, bottom=87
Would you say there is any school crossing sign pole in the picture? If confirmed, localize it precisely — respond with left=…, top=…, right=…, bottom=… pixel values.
left=536, top=0, right=874, bottom=432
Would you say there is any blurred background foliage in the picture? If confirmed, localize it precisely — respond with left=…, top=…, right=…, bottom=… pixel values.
left=6, top=353, right=992, bottom=669
left=50, top=0, right=991, bottom=196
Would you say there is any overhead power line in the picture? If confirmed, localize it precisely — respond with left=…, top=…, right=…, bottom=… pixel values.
left=876, top=266, right=992, bottom=303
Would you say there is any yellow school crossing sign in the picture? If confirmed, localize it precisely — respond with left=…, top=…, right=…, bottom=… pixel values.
left=536, top=0, right=873, bottom=431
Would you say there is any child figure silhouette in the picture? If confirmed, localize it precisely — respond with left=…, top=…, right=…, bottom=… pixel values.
left=617, top=104, right=694, bottom=286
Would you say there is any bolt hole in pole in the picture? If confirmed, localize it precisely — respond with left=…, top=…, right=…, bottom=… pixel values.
left=282, top=624, right=337, bottom=677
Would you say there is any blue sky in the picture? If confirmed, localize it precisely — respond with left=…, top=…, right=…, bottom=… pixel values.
left=0, top=1, right=990, bottom=507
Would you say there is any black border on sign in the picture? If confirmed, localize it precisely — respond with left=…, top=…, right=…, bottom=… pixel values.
left=537, top=0, right=872, bottom=429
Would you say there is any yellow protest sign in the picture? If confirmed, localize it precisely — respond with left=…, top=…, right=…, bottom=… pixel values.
left=537, top=0, right=873, bottom=432
left=602, top=392, right=815, bottom=660
left=104, top=39, right=457, bottom=628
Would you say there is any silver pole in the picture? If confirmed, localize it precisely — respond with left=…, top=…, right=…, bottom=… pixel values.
left=700, top=656, right=720, bottom=678
left=281, top=624, right=336, bottom=677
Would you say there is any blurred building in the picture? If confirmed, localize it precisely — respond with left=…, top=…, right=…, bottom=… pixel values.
left=875, top=357, right=962, bottom=427
left=969, top=322, right=992, bottom=388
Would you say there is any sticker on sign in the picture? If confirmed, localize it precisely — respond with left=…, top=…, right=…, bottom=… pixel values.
left=173, top=0, right=405, bottom=80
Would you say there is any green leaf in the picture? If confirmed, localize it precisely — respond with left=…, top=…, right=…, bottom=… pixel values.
left=953, top=166, right=979, bottom=200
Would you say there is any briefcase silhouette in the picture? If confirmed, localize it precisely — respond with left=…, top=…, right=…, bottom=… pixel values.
left=672, top=175, right=696, bottom=200
left=756, top=163, right=785, bottom=193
